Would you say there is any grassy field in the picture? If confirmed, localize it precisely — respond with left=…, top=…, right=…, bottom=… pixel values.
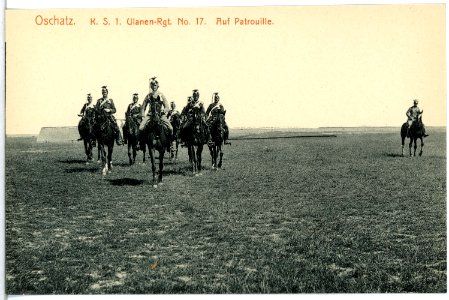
left=5, top=130, right=447, bottom=294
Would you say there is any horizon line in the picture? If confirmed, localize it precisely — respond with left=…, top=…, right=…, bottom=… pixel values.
left=6, top=125, right=447, bottom=136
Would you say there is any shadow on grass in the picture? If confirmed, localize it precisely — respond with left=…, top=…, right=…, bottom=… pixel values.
left=111, top=162, right=132, bottom=167
left=107, top=178, right=145, bottom=186
left=385, top=153, right=404, bottom=158
left=65, top=167, right=98, bottom=173
left=59, top=159, right=88, bottom=164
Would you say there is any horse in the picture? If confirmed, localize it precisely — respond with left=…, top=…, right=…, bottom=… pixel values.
left=182, top=106, right=208, bottom=175
left=207, top=113, right=226, bottom=170
left=94, top=109, right=116, bottom=175
left=169, top=113, right=182, bottom=161
left=78, top=108, right=96, bottom=164
left=401, top=115, right=425, bottom=157
left=141, top=102, right=171, bottom=187
left=124, top=113, right=140, bottom=165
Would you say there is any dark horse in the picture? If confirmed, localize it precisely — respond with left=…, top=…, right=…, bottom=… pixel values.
left=141, top=102, right=171, bottom=187
left=401, top=115, right=425, bottom=157
left=208, top=113, right=227, bottom=170
left=169, top=113, right=182, bottom=161
left=78, top=108, right=96, bottom=164
left=94, top=109, right=116, bottom=175
left=124, top=113, right=140, bottom=165
left=183, top=106, right=208, bottom=175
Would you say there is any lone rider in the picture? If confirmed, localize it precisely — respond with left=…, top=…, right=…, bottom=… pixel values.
left=206, top=92, right=229, bottom=144
left=406, top=99, right=429, bottom=137
left=95, top=86, right=124, bottom=145
left=139, top=77, right=173, bottom=143
left=123, top=93, right=142, bottom=145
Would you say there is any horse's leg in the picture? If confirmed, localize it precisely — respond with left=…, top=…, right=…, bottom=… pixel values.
left=88, top=140, right=94, bottom=162
left=197, top=144, right=203, bottom=175
left=218, top=144, right=224, bottom=169
left=208, top=145, right=215, bottom=170
left=419, top=137, right=424, bottom=156
left=97, top=142, right=101, bottom=163
left=169, top=140, right=174, bottom=161
left=128, top=143, right=133, bottom=165
left=413, top=138, right=418, bottom=156
left=187, top=146, right=192, bottom=163
left=401, top=136, right=405, bottom=157
left=100, top=144, right=108, bottom=175
left=213, top=146, right=218, bottom=170
left=107, top=145, right=113, bottom=173
left=408, top=138, right=413, bottom=157
left=149, top=147, right=157, bottom=188
left=175, top=140, right=179, bottom=161
left=158, top=149, right=164, bottom=184
left=142, top=143, right=147, bottom=165
left=83, top=140, right=89, bottom=164
left=133, top=140, right=137, bottom=164
left=190, top=146, right=197, bottom=175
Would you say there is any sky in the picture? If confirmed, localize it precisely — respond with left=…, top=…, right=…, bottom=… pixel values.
left=4, top=2, right=446, bottom=134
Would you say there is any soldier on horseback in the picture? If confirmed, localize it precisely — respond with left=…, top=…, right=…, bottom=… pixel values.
left=406, top=99, right=429, bottom=138
left=181, top=89, right=209, bottom=143
left=95, top=86, right=124, bottom=145
left=77, top=93, right=95, bottom=141
left=78, top=93, right=95, bottom=117
left=139, top=77, right=173, bottom=143
left=181, top=96, right=193, bottom=122
left=123, top=93, right=142, bottom=145
left=167, top=101, right=180, bottom=121
left=206, top=92, right=229, bottom=144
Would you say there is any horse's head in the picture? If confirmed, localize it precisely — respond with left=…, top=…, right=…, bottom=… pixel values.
left=95, top=108, right=108, bottom=122
left=150, top=102, right=162, bottom=120
left=82, top=108, right=95, bottom=124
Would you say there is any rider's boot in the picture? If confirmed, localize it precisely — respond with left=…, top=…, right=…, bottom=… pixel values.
left=136, top=131, right=141, bottom=151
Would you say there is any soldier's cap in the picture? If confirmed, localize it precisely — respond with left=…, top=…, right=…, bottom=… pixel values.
left=87, top=93, right=92, bottom=97
left=101, top=86, right=107, bottom=89
left=413, top=99, right=419, bottom=103
left=193, top=89, right=199, bottom=92
left=133, top=93, right=138, bottom=96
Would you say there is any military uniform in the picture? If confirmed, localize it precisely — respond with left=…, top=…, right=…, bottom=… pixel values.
left=206, top=95, right=229, bottom=143
left=79, top=101, right=95, bottom=116
left=140, top=91, right=173, bottom=137
left=406, top=106, right=423, bottom=126
left=167, top=107, right=180, bottom=121
left=95, top=97, right=124, bottom=145
left=123, top=101, right=142, bottom=144
left=126, top=102, right=142, bottom=120
left=406, top=102, right=428, bottom=137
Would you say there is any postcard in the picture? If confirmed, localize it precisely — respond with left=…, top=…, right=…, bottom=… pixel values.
left=3, top=2, right=447, bottom=297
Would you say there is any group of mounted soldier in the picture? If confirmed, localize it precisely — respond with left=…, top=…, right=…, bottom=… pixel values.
left=77, top=77, right=230, bottom=183
left=78, top=77, right=229, bottom=151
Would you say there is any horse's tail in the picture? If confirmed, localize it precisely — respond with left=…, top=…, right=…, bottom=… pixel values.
left=400, top=123, right=408, bottom=138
